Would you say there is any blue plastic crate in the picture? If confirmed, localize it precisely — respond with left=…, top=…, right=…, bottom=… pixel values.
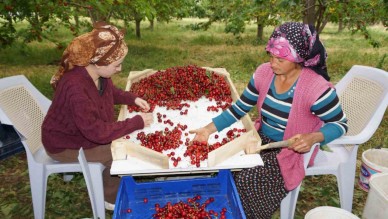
left=113, top=170, right=246, bottom=219
left=0, top=124, right=24, bottom=160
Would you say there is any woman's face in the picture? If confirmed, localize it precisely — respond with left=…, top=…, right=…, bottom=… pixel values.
left=97, top=55, right=126, bottom=78
left=268, top=53, right=298, bottom=75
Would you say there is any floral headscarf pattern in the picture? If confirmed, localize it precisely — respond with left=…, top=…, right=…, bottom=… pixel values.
left=50, top=21, right=128, bottom=89
left=266, top=22, right=330, bottom=81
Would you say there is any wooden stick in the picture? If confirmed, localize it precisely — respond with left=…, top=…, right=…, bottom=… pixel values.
left=255, top=139, right=295, bottom=153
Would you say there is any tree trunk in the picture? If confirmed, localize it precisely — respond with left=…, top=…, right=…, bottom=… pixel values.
left=315, top=4, right=327, bottom=33
left=135, top=19, right=141, bottom=38
left=149, top=19, right=154, bottom=31
left=338, top=20, right=344, bottom=32
left=304, top=0, right=316, bottom=25
left=338, top=14, right=345, bottom=32
left=256, top=17, right=264, bottom=41
left=318, top=18, right=328, bottom=34
left=124, top=19, right=129, bottom=30
left=88, top=9, right=97, bottom=24
left=74, top=10, right=79, bottom=28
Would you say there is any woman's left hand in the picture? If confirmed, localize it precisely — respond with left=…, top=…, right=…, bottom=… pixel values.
left=288, top=132, right=324, bottom=153
left=135, top=97, right=150, bottom=112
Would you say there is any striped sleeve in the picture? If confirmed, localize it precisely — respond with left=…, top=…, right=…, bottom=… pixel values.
left=311, top=87, right=348, bottom=145
left=213, top=75, right=259, bottom=131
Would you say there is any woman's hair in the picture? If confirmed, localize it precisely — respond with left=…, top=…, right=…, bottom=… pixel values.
left=50, top=21, right=128, bottom=89
left=265, top=22, right=330, bottom=81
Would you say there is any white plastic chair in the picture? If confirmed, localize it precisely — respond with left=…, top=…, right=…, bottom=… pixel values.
left=78, top=148, right=106, bottom=219
left=280, top=65, right=388, bottom=218
left=0, top=75, right=105, bottom=219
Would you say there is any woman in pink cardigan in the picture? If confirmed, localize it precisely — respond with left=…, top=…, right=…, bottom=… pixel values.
left=42, top=22, right=153, bottom=210
left=190, top=22, right=348, bottom=218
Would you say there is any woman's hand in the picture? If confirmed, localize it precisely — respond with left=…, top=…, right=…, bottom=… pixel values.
left=288, top=132, right=324, bottom=153
left=135, top=97, right=150, bottom=112
left=189, top=127, right=211, bottom=143
left=189, top=122, right=218, bottom=143
left=139, top=112, right=153, bottom=127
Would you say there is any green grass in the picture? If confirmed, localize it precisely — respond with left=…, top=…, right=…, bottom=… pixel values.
left=0, top=18, right=387, bottom=218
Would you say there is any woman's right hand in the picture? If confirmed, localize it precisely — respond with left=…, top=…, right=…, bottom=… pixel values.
left=135, top=97, right=151, bottom=112
left=189, top=127, right=211, bottom=143
left=188, top=122, right=218, bottom=143
left=140, top=113, right=153, bottom=127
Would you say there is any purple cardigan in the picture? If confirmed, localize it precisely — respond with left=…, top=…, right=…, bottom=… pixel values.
left=254, top=63, right=333, bottom=191
left=42, top=66, right=144, bottom=154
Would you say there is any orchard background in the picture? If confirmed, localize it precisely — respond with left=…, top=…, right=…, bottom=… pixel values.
left=0, top=0, right=387, bottom=218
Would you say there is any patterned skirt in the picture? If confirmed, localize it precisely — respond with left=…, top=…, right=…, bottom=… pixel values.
left=233, top=131, right=288, bottom=219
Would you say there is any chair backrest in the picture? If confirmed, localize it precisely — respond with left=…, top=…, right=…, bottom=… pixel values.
left=334, top=65, right=388, bottom=143
left=0, top=75, right=51, bottom=155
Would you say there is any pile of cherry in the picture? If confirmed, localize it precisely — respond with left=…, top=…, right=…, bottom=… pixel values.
left=125, top=195, right=228, bottom=218
left=127, top=65, right=232, bottom=113
left=125, top=65, right=247, bottom=168
left=150, top=195, right=228, bottom=219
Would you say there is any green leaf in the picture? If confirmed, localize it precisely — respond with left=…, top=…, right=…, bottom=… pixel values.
left=320, top=145, right=333, bottom=152
left=206, top=70, right=212, bottom=78
left=170, top=86, right=175, bottom=94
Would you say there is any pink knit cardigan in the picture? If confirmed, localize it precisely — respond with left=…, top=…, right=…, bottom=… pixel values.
left=253, top=63, right=333, bottom=191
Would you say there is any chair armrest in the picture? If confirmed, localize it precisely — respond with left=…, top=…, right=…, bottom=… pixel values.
left=328, top=135, right=363, bottom=145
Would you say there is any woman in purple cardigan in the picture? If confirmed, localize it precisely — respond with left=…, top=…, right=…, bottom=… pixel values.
left=190, top=22, right=348, bottom=218
left=42, top=22, right=153, bottom=210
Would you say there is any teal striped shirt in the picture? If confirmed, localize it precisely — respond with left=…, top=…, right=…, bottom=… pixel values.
left=213, top=75, right=348, bottom=145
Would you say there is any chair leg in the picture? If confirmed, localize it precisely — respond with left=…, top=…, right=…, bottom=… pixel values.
left=337, top=163, right=356, bottom=212
left=337, top=146, right=358, bottom=212
left=29, top=168, right=48, bottom=219
left=89, top=165, right=106, bottom=219
left=280, top=184, right=302, bottom=219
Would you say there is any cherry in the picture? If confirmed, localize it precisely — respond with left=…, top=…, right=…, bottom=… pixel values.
left=150, top=195, right=227, bottom=219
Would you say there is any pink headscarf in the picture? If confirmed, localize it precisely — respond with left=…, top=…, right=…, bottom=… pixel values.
left=265, top=22, right=330, bottom=81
